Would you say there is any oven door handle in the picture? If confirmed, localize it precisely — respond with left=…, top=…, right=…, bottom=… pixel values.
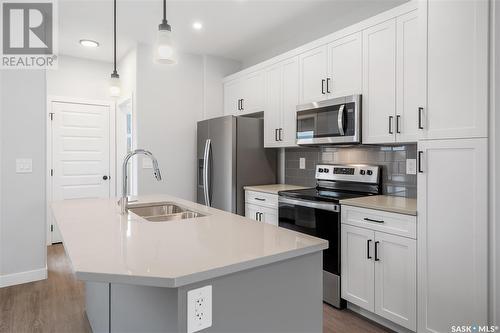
left=337, top=104, right=345, bottom=136
left=279, top=197, right=340, bottom=212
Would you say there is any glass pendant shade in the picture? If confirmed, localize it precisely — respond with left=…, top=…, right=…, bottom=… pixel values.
left=155, top=29, right=177, bottom=64
left=109, top=74, right=121, bottom=97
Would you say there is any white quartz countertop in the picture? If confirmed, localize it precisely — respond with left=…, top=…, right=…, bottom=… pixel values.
left=340, top=195, right=417, bottom=216
left=243, top=184, right=309, bottom=195
left=51, top=195, right=328, bottom=288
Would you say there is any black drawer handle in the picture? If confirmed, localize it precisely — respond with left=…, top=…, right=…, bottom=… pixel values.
left=255, top=198, right=266, bottom=201
left=418, top=107, right=424, bottom=129
left=321, top=79, right=325, bottom=94
left=364, top=217, right=384, bottom=224
left=418, top=151, right=424, bottom=173
left=374, top=241, right=380, bottom=261
left=367, top=239, right=372, bottom=259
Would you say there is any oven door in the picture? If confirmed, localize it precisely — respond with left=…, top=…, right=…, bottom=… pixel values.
left=278, top=197, right=340, bottom=276
left=296, top=95, right=360, bottom=145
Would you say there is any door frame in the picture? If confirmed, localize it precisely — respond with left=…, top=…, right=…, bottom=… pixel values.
left=46, top=96, right=116, bottom=245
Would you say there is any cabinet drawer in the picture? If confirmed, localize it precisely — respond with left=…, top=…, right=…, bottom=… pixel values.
left=245, top=191, right=278, bottom=209
left=342, top=205, right=416, bottom=239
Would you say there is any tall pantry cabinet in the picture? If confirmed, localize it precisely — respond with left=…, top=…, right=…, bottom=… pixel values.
left=417, top=0, right=490, bottom=332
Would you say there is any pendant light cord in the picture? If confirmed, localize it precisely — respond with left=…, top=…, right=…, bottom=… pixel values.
left=113, top=0, right=117, bottom=75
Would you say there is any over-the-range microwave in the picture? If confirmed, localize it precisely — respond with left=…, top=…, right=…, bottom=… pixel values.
left=296, top=94, right=361, bottom=145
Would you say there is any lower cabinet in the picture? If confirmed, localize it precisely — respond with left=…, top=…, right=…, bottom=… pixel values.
left=244, top=190, right=278, bottom=226
left=341, top=207, right=417, bottom=331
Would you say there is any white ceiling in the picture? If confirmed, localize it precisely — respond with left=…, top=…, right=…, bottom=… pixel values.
left=58, top=0, right=408, bottom=65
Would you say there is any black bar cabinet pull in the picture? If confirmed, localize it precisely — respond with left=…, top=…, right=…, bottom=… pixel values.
left=374, top=241, right=380, bottom=261
left=367, top=239, right=372, bottom=259
left=279, top=128, right=283, bottom=141
left=321, top=79, right=325, bottom=94
left=364, top=217, right=384, bottom=224
left=241, top=99, right=244, bottom=110
left=396, top=115, right=401, bottom=133
left=389, top=116, right=394, bottom=134
left=418, top=107, right=424, bottom=129
left=418, top=151, right=424, bottom=173
left=255, top=197, right=266, bottom=202
left=275, top=128, right=278, bottom=141
left=326, top=78, right=331, bottom=93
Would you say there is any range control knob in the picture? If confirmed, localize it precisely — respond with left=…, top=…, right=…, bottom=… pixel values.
left=367, top=170, right=373, bottom=176
left=318, top=168, right=324, bottom=173
left=324, top=168, right=329, bottom=173
left=360, top=170, right=366, bottom=175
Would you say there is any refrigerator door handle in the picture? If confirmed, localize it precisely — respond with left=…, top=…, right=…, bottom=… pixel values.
left=203, top=139, right=212, bottom=206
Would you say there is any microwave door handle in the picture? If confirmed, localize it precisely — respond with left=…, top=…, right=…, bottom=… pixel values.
left=337, top=104, right=345, bottom=136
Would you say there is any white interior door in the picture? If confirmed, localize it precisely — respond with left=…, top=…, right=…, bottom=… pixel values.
left=49, top=101, right=112, bottom=243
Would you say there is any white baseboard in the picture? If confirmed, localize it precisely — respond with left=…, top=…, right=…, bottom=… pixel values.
left=0, top=267, right=47, bottom=288
left=347, top=302, right=414, bottom=333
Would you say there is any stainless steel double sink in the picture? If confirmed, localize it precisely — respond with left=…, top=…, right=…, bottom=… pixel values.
left=128, top=202, right=204, bottom=222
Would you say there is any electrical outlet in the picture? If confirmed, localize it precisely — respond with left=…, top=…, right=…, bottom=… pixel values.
left=299, top=157, right=306, bottom=169
left=406, top=159, right=417, bottom=175
left=187, top=285, right=212, bottom=333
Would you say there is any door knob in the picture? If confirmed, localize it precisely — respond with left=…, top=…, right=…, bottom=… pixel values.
left=103, top=175, right=109, bottom=180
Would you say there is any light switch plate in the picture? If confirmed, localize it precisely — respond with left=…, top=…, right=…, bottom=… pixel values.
left=406, top=159, right=417, bottom=175
left=299, top=157, right=306, bottom=169
left=16, top=158, right=33, bottom=173
left=187, top=285, right=212, bottom=333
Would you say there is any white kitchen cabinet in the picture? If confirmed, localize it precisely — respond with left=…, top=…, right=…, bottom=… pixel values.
left=362, top=19, right=397, bottom=144
left=341, top=224, right=375, bottom=312
left=264, top=57, right=299, bottom=148
left=327, top=32, right=362, bottom=98
left=342, top=206, right=417, bottom=331
left=419, top=0, right=488, bottom=140
left=224, top=79, right=244, bottom=115
left=298, top=45, right=329, bottom=104
left=417, top=138, right=488, bottom=333
left=224, top=72, right=265, bottom=116
left=244, top=190, right=278, bottom=226
left=395, top=10, right=419, bottom=143
left=374, top=232, right=416, bottom=331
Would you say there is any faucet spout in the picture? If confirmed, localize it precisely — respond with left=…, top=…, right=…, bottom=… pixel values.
left=120, top=149, right=162, bottom=214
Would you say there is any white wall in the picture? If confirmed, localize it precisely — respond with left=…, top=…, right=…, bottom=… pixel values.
left=203, top=55, right=241, bottom=120
left=0, top=70, right=47, bottom=286
left=47, top=55, right=112, bottom=100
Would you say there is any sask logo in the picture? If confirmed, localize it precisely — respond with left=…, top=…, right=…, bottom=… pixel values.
left=1, top=0, right=57, bottom=68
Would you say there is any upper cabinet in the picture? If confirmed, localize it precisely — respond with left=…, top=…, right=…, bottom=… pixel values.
left=224, top=71, right=265, bottom=116
left=298, top=45, right=329, bottom=104
left=419, top=0, right=488, bottom=140
left=264, top=57, right=299, bottom=148
left=362, top=19, right=397, bottom=144
left=298, top=33, right=362, bottom=105
left=327, top=32, right=363, bottom=98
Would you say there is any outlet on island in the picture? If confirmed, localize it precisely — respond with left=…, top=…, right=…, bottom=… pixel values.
left=187, top=285, right=212, bottom=333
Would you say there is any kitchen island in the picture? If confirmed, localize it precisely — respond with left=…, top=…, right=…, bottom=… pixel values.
left=51, top=195, right=328, bottom=333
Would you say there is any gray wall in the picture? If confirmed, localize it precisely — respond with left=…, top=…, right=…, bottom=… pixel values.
left=284, top=144, right=417, bottom=198
left=0, top=70, right=47, bottom=277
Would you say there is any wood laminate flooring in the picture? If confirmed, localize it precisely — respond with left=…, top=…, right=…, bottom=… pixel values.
left=0, top=244, right=390, bottom=333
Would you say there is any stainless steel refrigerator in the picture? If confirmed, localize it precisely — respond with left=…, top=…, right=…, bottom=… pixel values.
left=197, top=116, right=277, bottom=215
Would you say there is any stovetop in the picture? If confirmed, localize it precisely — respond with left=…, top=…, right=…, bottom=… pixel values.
left=278, top=187, right=376, bottom=203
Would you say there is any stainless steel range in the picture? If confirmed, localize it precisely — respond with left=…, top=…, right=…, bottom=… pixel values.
left=278, top=164, right=381, bottom=308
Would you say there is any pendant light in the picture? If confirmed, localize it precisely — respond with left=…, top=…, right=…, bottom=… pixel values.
left=155, top=0, right=177, bottom=64
left=109, top=0, right=121, bottom=97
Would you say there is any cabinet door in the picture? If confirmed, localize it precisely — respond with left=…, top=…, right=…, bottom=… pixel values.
left=417, top=139, right=488, bottom=333
left=298, top=45, right=328, bottom=104
left=260, top=206, right=278, bottom=227
left=396, top=10, right=419, bottom=143
left=341, top=224, right=375, bottom=311
left=362, top=19, right=396, bottom=144
left=421, top=0, right=488, bottom=139
left=241, top=71, right=265, bottom=114
left=224, top=79, right=243, bottom=115
left=374, top=232, right=416, bottom=331
left=245, top=203, right=261, bottom=222
left=280, top=57, right=299, bottom=147
left=264, top=64, right=282, bottom=148
left=327, top=32, right=362, bottom=98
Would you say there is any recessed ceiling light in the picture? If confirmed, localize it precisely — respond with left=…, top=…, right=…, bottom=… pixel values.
left=192, top=22, right=203, bottom=30
left=79, top=39, right=99, bottom=48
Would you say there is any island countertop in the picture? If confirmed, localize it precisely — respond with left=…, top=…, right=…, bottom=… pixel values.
left=51, top=195, right=328, bottom=288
